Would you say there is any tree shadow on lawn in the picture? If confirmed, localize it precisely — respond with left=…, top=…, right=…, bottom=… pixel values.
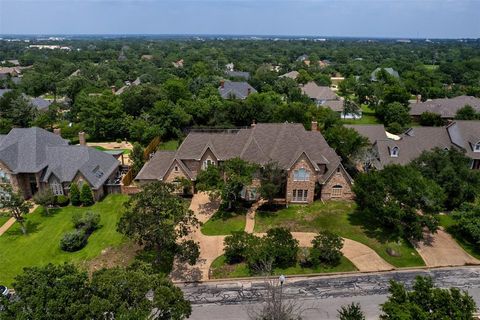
left=347, top=208, right=400, bottom=244
left=5, top=220, right=41, bottom=236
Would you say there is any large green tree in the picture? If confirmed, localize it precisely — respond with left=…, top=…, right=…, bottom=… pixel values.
left=411, top=148, right=480, bottom=210
left=353, top=165, right=444, bottom=240
left=117, top=182, right=200, bottom=271
left=0, top=185, right=32, bottom=235
left=0, top=263, right=191, bottom=320
left=381, top=276, right=476, bottom=319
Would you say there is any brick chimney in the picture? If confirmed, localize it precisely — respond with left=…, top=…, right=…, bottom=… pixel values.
left=416, top=94, right=421, bottom=103
left=79, top=131, right=86, bottom=146
left=311, top=121, right=318, bottom=132
left=111, top=85, right=116, bottom=94
left=251, top=119, right=256, bottom=127
left=53, top=128, right=61, bottom=136
left=247, top=88, right=251, bottom=95
left=220, top=80, right=225, bottom=89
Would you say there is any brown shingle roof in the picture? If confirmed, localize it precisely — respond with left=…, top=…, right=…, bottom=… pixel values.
left=447, top=120, right=480, bottom=160
left=345, top=124, right=388, bottom=144
left=301, top=82, right=337, bottom=101
left=409, top=95, right=480, bottom=118
left=136, top=123, right=342, bottom=184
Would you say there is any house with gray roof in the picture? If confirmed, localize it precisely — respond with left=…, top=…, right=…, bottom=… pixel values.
left=0, top=127, right=120, bottom=200
left=409, top=95, right=480, bottom=120
left=136, top=122, right=353, bottom=203
left=279, top=70, right=299, bottom=80
left=370, top=67, right=400, bottom=81
left=218, top=80, right=257, bottom=100
left=348, top=121, right=480, bottom=170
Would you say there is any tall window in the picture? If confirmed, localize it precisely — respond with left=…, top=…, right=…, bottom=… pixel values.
left=292, top=189, right=308, bottom=202
left=293, top=168, right=310, bottom=181
left=475, top=142, right=480, bottom=152
left=50, top=183, right=64, bottom=196
left=331, top=185, right=343, bottom=197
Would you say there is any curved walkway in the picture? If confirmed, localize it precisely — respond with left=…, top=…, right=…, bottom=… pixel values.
left=172, top=194, right=394, bottom=282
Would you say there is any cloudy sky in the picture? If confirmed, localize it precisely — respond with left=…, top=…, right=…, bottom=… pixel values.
left=0, top=0, right=479, bottom=38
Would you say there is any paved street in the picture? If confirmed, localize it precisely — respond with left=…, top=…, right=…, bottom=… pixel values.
left=181, top=266, right=480, bottom=319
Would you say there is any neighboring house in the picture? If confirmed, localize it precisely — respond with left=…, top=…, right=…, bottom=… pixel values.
left=141, top=55, right=154, bottom=61
left=136, top=122, right=353, bottom=203
left=29, top=96, right=52, bottom=111
left=279, top=71, right=299, bottom=80
left=218, top=80, right=257, bottom=100
left=225, top=70, right=251, bottom=80
left=172, top=59, right=184, bottom=68
left=409, top=95, right=480, bottom=120
left=300, top=81, right=359, bottom=118
left=0, top=127, right=120, bottom=200
left=225, top=63, right=235, bottom=72
left=370, top=67, right=400, bottom=81
left=296, top=54, right=309, bottom=62
left=348, top=121, right=480, bottom=170
left=0, top=67, right=21, bottom=80
left=114, top=77, right=142, bottom=95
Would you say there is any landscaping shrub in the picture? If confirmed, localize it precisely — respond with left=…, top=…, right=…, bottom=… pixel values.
left=452, top=203, right=480, bottom=245
left=224, top=231, right=256, bottom=264
left=69, top=183, right=81, bottom=206
left=264, top=227, right=299, bottom=269
left=56, top=195, right=70, bottom=206
left=310, top=231, right=343, bottom=266
left=72, top=211, right=100, bottom=233
left=60, top=229, right=87, bottom=252
left=80, top=184, right=94, bottom=206
left=33, top=189, right=55, bottom=215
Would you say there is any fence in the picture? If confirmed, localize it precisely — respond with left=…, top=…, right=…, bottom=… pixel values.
left=121, top=136, right=161, bottom=187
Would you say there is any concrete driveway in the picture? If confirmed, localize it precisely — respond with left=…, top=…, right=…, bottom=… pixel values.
left=414, top=228, right=480, bottom=267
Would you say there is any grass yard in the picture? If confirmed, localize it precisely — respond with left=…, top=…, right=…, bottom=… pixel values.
left=439, top=214, right=480, bottom=260
left=0, top=215, right=10, bottom=228
left=201, top=209, right=247, bottom=236
left=93, top=146, right=130, bottom=155
left=254, top=201, right=424, bottom=268
left=0, top=194, right=129, bottom=286
left=210, top=254, right=357, bottom=279
left=159, top=140, right=179, bottom=151
left=341, top=105, right=380, bottom=125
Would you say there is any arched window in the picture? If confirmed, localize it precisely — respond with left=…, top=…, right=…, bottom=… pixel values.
left=390, top=146, right=399, bottom=157
left=475, top=142, right=480, bottom=152
left=0, top=169, right=10, bottom=184
left=331, top=185, right=343, bottom=197
left=293, top=168, right=310, bottom=181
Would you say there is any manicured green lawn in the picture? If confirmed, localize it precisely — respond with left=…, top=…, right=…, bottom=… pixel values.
left=254, top=201, right=424, bottom=268
left=201, top=209, right=247, bottom=236
left=341, top=105, right=380, bottom=125
left=210, top=254, right=357, bottom=279
left=0, top=215, right=10, bottom=227
left=93, top=146, right=130, bottom=155
left=0, top=194, right=129, bottom=286
left=439, top=214, right=480, bottom=260
left=159, top=140, right=179, bottom=151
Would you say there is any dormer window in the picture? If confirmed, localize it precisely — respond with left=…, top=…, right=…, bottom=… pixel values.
left=293, top=168, right=310, bottom=181
left=390, top=146, right=399, bottom=157
left=174, top=166, right=179, bottom=172
left=475, top=142, right=480, bottom=153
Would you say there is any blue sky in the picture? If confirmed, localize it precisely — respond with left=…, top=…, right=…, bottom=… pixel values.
left=0, top=0, right=479, bottom=38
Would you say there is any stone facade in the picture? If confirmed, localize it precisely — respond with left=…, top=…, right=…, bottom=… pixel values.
left=320, top=167, right=354, bottom=201
left=286, top=154, right=316, bottom=204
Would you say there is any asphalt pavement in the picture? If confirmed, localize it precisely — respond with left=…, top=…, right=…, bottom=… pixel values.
left=180, top=266, right=480, bottom=319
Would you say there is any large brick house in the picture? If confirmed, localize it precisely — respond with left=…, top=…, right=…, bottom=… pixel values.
left=0, top=127, right=120, bottom=200
left=136, top=122, right=353, bottom=203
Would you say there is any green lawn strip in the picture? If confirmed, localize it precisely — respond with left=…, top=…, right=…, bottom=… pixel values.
left=201, top=208, right=247, bottom=236
left=93, top=146, right=130, bottom=155
left=341, top=104, right=380, bottom=125
left=439, top=214, right=480, bottom=260
left=254, top=201, right=424, bottom=268
left=0, top=215, right=11, bottom=227
left=0, top=194, right=129, bottom=286
left=210, top=255, right=357, bottom=279
left=159, top=140, right=179, bottom=151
